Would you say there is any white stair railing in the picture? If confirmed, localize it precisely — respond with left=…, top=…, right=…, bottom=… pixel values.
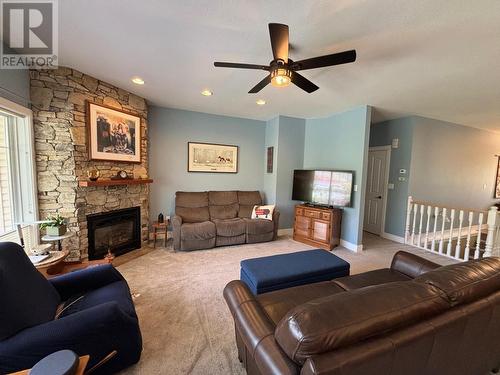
left=405, top=196, right=494, bottom=261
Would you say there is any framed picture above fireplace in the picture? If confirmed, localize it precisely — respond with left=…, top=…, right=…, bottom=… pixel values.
left=87, top=102, right=141, bottom=163
left=188, top=142, right=238, bottom=173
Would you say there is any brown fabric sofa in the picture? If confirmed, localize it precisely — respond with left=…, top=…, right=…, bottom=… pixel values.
left=224, top=251, right=500, bottom=375
left=172, top=191, right=279, bottom=251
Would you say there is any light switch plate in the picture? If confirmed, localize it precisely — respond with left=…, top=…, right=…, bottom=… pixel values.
left=353, top=185, right=358, bottom=192
left=388, top=183, right=395, bottom=190
left=398, top=177, right=406, bottom=182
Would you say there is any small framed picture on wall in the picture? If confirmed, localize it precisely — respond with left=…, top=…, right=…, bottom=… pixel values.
left=267, top=146, right=274, bottom=173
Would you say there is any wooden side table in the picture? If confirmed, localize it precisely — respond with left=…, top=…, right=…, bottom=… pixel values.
left=34, top=250, right=70, bottom=278
left=152, top=220, right=169, bottom=247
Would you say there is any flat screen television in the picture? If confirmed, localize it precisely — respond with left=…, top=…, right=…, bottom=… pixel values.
left=292, top=169, right=354, bottom=207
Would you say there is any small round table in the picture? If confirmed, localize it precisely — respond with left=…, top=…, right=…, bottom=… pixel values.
left=42, top=231, right=75, bottom=251
left=33, top=250, right=70, bottom=277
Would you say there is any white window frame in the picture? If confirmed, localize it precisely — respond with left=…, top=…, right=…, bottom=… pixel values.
left=0, top=96, right=39, bottom=247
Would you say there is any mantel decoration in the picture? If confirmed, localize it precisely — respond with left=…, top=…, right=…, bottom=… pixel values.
left=87, top=102, right=141, bottom=163
left=188, top=142, right=238, bottom=173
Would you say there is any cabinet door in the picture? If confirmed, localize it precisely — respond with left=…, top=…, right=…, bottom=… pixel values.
left=312, top=219, right=330, bottom=243
left=295, top=216, right=311, bottom=237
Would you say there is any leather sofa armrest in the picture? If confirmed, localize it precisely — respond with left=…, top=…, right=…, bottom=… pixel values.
left=390, top=251, right=441, bottom=278
left=172, top=215, right=182, bottom=251
left=223, top=280, right=298, bottom=375
left=272, top=209, right=280, bottom=240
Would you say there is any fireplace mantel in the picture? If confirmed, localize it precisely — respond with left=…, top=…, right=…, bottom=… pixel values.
left=78, top=179, right=153, bottom=187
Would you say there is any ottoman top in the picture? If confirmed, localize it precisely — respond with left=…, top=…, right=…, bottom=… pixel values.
left=241, top=249, right=350, bottom=290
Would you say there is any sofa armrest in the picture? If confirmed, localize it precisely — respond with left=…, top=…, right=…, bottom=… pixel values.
left=390, top=251, right=441, bottom=278
left=223, top=280, right=298, bottom=375
left=172, top=215, right=183, bottom=250
left=49, top=264, right=125, bottom=301
left=0, top=301, right=141, bottom=374
left=272, top=209, right=280, bottom=240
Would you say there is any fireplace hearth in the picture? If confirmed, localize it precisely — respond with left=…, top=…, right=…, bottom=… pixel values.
left=87, top=207, right=141, bottom=260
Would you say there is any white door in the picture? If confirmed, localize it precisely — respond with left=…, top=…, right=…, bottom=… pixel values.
left=364, top=148, right=389, bottom=235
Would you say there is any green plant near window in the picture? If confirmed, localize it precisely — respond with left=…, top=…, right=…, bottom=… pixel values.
left=39, top=214, right=67, bottom=236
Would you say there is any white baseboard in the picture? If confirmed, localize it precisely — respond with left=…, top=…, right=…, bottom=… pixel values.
left=381, top=232, right=405, bottom=244
left=340, top=239, right=363, bottom=253
left=278, top=228, right=293, bottom=236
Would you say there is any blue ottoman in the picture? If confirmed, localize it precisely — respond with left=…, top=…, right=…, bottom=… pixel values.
left=240, top=249, right=350, bottom=294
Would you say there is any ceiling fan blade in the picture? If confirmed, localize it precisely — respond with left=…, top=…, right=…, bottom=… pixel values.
left=248, top=75, right=271, bottom=93
left=214, top=62, right=269, bottom=70
left=292, top=50, right=356, bottom=71
left=268, top=23, right=289, bottom=62
left=291, top=71, right=319, bottom=93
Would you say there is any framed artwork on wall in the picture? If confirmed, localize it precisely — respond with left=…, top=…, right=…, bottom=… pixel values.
left=495, top=156, right=500, bottom=199
left=188, top=142, right=238, bottom=173
left=267, top=146, right=274, bottom=173
left=87, top=102, right=141, bottom=163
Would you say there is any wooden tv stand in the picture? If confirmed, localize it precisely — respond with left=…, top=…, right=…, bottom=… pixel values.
left=293, top=204, right=342, bottom=250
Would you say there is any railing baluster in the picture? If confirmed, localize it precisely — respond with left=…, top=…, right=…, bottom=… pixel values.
left=474, top=212, right=484, bottom=259
left=405, top=196, right=413, bottom=244
left=431, top=206, right=439, bottom=252
left=455, top=210, right=464, bottom=260
left=424, top=206, right=431, bottom=250
left=447, top=209, right=455, bottom=257
left=417, top=205, right=425, bottom=247
left=484, top=206, right=498, bottom=257
left=439, top=208, right=447, bottom=254
left=411, top=203, right=418, bottom=246
left=464, top=211, right=473, bottom=261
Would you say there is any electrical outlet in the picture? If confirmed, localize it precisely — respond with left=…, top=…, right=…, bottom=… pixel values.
left=398, top=177, right=406, bottom=182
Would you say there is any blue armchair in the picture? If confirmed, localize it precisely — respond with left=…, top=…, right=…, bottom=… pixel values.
left=0, top=242, right=142, bottom=374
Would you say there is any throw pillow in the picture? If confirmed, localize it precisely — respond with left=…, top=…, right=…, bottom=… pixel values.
left=251, top=205, right=275, bottom=221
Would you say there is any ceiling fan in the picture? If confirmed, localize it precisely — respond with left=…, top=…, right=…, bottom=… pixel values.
left=214, top=23, right=356, bottom=94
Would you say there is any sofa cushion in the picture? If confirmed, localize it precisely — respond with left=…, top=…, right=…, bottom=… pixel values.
left=180, top=221, right=216, bottom=240
left=274, top=281, right=449, bottom=365
left=333, top=268, right=411, bottom=291
left=176, top=207, right=210, bottom=223
left=176, top=192, right=210, bottom=223
left=213, top=218, right=246, bottom=237
left=257, top=281, right=346, bottom=325
left=414, top=257, right=500, bottom=307
left=209, top=191, right=238, bottom=205
left=238, top=191, right=262, bottom=218
left=0, top=242, right=61, bottom=340
left=244, top=218, right=274, bottom=234
left=209, top=204, right=238, bottom=220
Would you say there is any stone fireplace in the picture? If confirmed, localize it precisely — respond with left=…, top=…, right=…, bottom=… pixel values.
left=87, top=207, right=141, bottom=260
left=31, top=67, right=149, bottom=261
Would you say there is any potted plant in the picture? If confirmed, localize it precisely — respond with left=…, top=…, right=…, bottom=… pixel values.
left=40, top=214, right=67, bottom=236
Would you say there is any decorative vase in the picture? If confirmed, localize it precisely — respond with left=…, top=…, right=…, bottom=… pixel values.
left=46, top=225, right=67, bottom=236
left=158, top=213, right=164, bottom=223
left=87, top=170, right=100, bottom=181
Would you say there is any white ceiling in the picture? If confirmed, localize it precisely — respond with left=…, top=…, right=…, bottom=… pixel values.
left=60, top=0, right=500, bottom=130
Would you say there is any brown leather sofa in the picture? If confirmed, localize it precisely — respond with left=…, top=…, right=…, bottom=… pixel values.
left=224, top=251, right=500, bottom=375
left=172, top=191, right=279, bottom=251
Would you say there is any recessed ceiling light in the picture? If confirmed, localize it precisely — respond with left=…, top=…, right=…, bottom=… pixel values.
left=131, top=77, right=145, bottom=85
left=256, top=99, right=266, bottom=105
left=201, top=89, right=213, bottom=96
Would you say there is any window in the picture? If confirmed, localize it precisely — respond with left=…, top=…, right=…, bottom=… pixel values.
left=0, top=97, right=37, bottom=249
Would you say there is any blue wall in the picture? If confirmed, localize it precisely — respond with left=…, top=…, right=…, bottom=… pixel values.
left=275, top=116, right=305, bottom=228
left=304, top=106, right=371, bottom=246
left=148, top=107, right=266, bottom=218
left=369, top=117, right=414, bottom=237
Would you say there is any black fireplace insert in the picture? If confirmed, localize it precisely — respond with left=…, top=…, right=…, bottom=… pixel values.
left=87, top=207, right=141, bottom=260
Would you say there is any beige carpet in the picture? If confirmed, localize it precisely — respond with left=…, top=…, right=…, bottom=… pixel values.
left=117, top=233, right=455, bottom=375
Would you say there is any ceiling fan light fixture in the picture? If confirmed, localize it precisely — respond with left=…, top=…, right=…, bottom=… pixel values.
left=271, top=68, right=292, bottom=87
